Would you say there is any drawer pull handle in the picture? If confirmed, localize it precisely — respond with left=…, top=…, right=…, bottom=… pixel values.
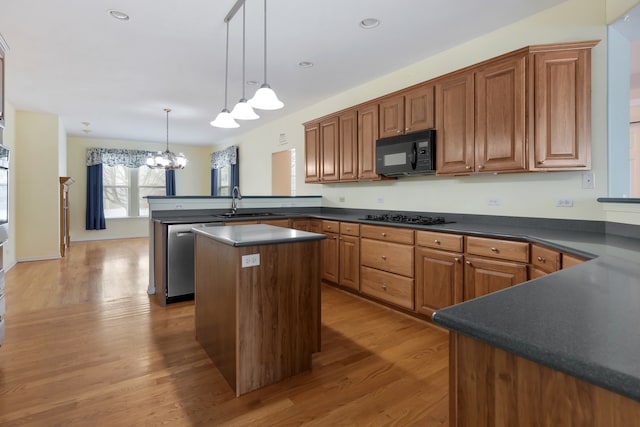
left=490, top=247, right=498, bottom=252
left=381, top=255, right=387, bottom=260
left=434, top=239, right=441, bottom=244
left=537, top=256, right=545, bottom=262
left=382, top=284, right=388, bottom=291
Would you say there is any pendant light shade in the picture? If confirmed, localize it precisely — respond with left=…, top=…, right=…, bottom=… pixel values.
left=211, top=108, right=240, bottom=128
left=231, top=3, right=260, bottom=120
left=248, top=0, right=284, bottom=110
left=147, top=108, right=188, bottom=170
left=211, top=20, right=240, bottom=128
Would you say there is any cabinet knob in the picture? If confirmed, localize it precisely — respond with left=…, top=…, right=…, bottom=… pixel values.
left=434, top=239, right=441, bottom=245
left=465, top=165, right=472, bottom=170
left=405, top=127, right=410, bottom=131
left=454, top=257, right=461, bottom=263
left=381, top=232, right=386, bottom=237
left=537, top=256, right=545, bottom=262
left=538, top=160, right=545, bottom=164
left=327, top=226, right=331, bottom=229
left=466, top=261, right=471, bottom=265
left=478, top=165, right=484, bottom=170
left=381, top=255, right=387, bottom=260
left=490, top=247, right=498, bottom=252
left=382, top=284, right=388, bottom=291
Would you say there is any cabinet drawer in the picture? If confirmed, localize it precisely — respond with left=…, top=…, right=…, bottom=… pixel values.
left=531, top=245, right=560, bottom=274
left=321, top=220, right=340, bottom=233
left=361, top=239, right=414, bottom=277
left=562, top=253, right=586, bottom=269
left=361, top=266, right=414, bottom=310
left=339, top=222, right=360, bottom=236
left=360, top=224, right=414, bottom=244
left=466, top=236, right=529, bottom=263
left=415, top=230, right=463, bottom=252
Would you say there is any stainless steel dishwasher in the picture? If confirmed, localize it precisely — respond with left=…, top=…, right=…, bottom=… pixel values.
left=166, top=222, right=222, bottom=302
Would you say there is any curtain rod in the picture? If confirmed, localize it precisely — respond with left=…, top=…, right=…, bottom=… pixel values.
left=224, top=0, right=246, bottom=23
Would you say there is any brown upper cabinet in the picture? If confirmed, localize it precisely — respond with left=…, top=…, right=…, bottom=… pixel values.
left=530, top=45, right=593, bottom=170
left=304, top=40, right=598, bottom=182
left=379, top=84, right=435, bottom=138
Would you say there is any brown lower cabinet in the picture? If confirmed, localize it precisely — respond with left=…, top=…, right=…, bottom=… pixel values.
left=464, top=256, right=528, bottom=300
left=415, top=247, right=463, bottom=318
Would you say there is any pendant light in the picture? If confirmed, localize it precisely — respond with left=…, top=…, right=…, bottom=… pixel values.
left=147, top=108, right=188, bottom=169
left=231, top=2, right=259, bottom=120
left=211, top=20, right=240, bottom=128
left=248, top=0, right=284, bottom=110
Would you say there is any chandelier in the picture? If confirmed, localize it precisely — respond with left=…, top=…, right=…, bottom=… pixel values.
left=147, top=108, right=188, bottom=170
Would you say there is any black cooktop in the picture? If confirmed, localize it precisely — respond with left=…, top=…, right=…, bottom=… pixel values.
left=360, top=213, right=452, bottom=226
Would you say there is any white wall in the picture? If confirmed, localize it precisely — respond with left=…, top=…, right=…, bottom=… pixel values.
left=67, top=136, right=211, bottom=242
left=214, top=0, right=634, bottom=223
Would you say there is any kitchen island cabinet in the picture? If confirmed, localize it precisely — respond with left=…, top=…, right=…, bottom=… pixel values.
left=192, top=224, right=325, bottom=396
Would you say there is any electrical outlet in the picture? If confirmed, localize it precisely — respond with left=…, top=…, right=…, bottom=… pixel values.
left=376, top=197, right=384, bottom=204
left=339, top=196, right=346, bottom=203
left=488, top=198, right=501, bottom=206
left=582, top=172, right=595, bottom=189
left=241, top=254, right=260, bottom=268
left=556, top=198, right=574, bottom=207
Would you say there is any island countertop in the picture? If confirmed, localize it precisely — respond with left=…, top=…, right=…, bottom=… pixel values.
left=191, top=223, right=326, bottom=247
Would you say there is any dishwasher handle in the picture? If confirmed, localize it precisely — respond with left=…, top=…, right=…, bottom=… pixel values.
left=176, top=231, right=193, bottom=237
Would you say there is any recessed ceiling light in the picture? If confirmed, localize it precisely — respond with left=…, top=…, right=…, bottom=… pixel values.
left=108, top=9, right=130, bottom=21
left=298, top=61, right=314, bottom=68
left=359, top=18, right=380, bottom=29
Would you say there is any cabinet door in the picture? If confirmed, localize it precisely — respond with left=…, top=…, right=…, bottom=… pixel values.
left=475, top=55, right=526, bottom=173
left=321, top=232, right=339, bottom=283
left=435, top=72, right=475, bottom=175
left=358, top=103, right=380, bottom=180
left=379, top=94, right=404, bottom=138
left=339, top=235, right=360, bottom=290
left=404, top=84, right=435, bottom=133
left=320, top=117, right=340, bottom=182
left=304, top=123, right=320, bottom=182
left=339, top=110, right=358, bottom=181
left=531, top=48, right=591, bottom=170
left=464, top=256, right=527, bottom=300
left=415, top=247, right=463, bottom=317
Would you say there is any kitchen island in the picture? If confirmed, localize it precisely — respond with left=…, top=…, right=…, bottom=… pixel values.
left=192, top=224, right=325, bottom=396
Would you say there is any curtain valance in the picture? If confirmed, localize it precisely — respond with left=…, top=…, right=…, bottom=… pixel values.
left=86, top=148, right=155, bottom=168
left=210, top=145, right=238, bottom=169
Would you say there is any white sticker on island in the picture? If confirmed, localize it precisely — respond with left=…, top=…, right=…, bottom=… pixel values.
left=241, top=254, right=260, bottom=268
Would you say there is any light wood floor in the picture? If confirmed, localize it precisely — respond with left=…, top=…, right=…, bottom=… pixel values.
left=1, top=238, right=449, bottom=426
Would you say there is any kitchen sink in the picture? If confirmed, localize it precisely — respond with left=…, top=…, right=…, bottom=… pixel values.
left=213, top=212, right=281, bottom=218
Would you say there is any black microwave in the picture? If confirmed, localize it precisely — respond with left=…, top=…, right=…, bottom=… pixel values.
left=375, top=129, right=436, bottom=176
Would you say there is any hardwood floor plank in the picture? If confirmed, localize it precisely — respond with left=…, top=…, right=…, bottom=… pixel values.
left=0, top=238, right=449, bottom=426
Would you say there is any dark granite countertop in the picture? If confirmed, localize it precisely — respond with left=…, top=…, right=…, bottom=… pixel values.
left=191, top=223, right=326, bottom=247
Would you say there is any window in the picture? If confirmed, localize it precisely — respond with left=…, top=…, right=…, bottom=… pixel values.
left=103, top=165, right=165, bottom=218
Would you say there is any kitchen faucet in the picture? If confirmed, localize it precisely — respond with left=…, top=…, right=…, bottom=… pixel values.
left=231, top=186, right=241, bottom=213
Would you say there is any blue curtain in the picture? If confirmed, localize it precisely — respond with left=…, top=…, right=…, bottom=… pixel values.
left=165, top=170, right=176, bottom=196
left=85, top=164, right=106, bottom=230
left=211, top=169, right=219, bottom=196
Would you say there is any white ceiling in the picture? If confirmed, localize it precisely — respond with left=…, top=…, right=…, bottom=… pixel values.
left=0, top=0, right=568, bottom=147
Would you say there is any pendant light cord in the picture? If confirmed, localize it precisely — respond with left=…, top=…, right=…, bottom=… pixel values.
left=263, top=0, right=267, bottom=83
left=165, top=108, right=170, bottom=150
left=224, top=21, right=230, bottom=109
left=241, top=4, right=246, bottom=98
